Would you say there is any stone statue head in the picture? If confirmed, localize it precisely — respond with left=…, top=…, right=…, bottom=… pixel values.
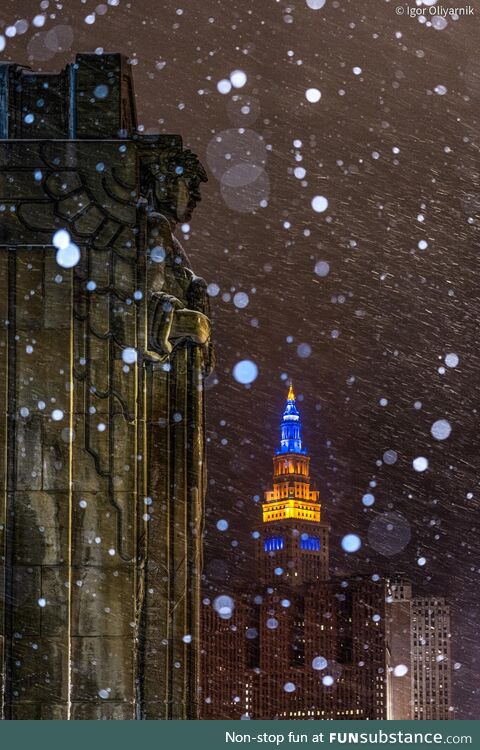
left=143, top=147, right=208, bottom=223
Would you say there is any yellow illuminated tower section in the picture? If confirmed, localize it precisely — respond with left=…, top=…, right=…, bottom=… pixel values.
left=259, top=384, right=330, bottom=585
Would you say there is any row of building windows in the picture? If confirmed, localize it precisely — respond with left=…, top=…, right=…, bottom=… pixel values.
left=263, top=512, right=318, bottom=521
left=280, top=709, right=365, bottom=718
left=265, top=501, right=319, bottom=511
left=300, top=536, right=321, bottom=551
left=263, top=535, right=322, bottom=552
left=264, top=536, right=285, bottom=552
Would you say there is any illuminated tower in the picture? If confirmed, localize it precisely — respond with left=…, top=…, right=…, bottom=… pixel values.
left=259, top=384, right=329, bottom=585
left=202, top=383, right=388, bottom=721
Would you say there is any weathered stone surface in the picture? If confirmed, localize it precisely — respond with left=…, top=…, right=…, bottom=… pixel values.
left=12, top=702, right=68, bottom=720
left=13, top=492, right=68, bottom=565
left=0, top=54, right=211, bottom=720
left=70, top=702, right=134, bottom=720
left=11, top=637, right=68, bottom=702
left=72, top=566, right=134, bottom=637
left=71, top=636, right=134, bottom=702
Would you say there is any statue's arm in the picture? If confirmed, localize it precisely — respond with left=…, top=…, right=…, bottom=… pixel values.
left=146, top=213, right=211, bottom=359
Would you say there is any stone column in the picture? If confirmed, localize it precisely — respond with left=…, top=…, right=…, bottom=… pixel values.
left=0, top=55, right=210, bottom=720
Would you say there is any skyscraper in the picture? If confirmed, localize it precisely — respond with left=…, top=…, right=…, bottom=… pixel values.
left=259, top=384, right=329, bottom=585
left=202, top=385, right=387, bottom=719
left=385, top=579, right=414, bottom=720
left=412, top=597, right=452, bottom=720
left=201, top=385, right=453, bottom=720
left=386, top=580, right=452, bottom=720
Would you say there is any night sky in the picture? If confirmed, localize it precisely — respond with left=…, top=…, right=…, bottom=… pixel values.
left=2, top=0, right=480, bottom=719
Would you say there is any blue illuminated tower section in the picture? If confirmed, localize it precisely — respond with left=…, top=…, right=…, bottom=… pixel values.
left=279, top=383, right=305, bottom=455
left=258, top=384, right=330, bottom=585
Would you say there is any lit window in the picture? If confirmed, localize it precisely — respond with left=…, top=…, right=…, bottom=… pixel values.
left=264, top=535, right=285, bottom=552
left=300, top=535, right=321, bottom=551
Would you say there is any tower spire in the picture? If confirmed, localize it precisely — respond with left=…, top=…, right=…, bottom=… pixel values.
left=278, top=382, right=305, bottom=455
left=287, top=381, right=295, bottom=402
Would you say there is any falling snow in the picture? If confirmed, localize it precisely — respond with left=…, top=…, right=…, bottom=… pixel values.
left=1, top=0, right=477, bottom=720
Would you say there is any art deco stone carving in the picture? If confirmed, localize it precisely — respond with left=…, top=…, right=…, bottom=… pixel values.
left=0, top=53, right=211, bottom=720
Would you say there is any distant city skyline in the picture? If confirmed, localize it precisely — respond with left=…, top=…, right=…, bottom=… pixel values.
left=202, top=387, right=453, bottom=719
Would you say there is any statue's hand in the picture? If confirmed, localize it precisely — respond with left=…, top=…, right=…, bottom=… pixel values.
left=170, top=309, right=211, bottom=346
left=158, top=294, right=184, bottom=314
left=148, top=293, right=183, bottom=359
left=147, top=293, right=211, bottom=362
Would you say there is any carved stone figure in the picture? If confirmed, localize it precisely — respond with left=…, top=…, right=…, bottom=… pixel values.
left=0, top=54, right=212, bottom=720
left=141, top=148, right=211, bottom=363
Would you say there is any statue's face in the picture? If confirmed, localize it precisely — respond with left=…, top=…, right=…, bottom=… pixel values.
left=147, top=157, right=205, bottom=223
left=175, top=177, right=191, bottom=221
left=175, top=177, right=202, bottom=222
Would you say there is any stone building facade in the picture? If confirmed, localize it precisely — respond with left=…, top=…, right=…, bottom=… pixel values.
left=0, top=53, right=211, bottom=719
